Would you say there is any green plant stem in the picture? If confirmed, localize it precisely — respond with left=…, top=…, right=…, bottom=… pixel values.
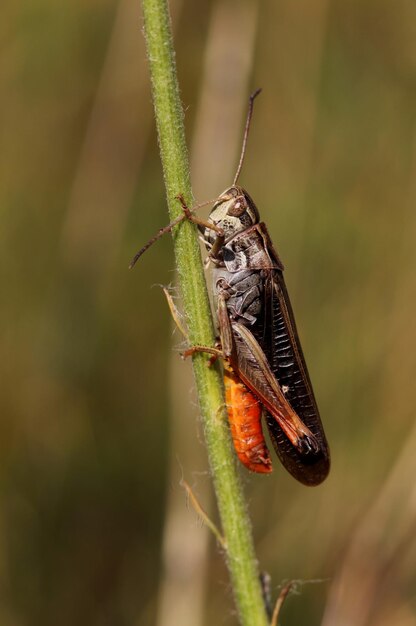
left=141, top=1, right=269, bottom=625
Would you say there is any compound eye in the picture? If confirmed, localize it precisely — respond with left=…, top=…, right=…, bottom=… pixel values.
left=227, top=199, right=246, bottom=217
left=223, top=247, right=235, bottom=263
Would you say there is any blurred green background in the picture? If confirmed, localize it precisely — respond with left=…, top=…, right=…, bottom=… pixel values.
left=1, top=0, right=416, bottom=624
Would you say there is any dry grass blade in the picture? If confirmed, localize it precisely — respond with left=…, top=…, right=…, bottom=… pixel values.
left=270, top=581, right=294, bottom=626
left=180, top=479, right=226, bottom=550
left=162, top=286, right=188, bottom=338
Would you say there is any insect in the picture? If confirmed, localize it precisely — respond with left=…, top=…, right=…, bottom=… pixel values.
left=131, top=90, right=330, bottom=486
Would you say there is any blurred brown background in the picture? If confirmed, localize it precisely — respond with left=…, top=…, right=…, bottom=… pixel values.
left=1, top=0, right=416, bottom=624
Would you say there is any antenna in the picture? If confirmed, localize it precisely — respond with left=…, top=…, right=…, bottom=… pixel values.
left=233, top=88, right=262, bottom=186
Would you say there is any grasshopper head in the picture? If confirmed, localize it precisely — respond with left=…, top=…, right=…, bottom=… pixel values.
left=205, top=186, right=259, bottom=247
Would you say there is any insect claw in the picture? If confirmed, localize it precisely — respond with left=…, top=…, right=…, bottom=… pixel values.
left=207, top=354, right=219, bottom=367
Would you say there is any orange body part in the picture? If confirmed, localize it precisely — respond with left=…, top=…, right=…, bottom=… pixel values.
left=224, top=363, right=272, bottom=473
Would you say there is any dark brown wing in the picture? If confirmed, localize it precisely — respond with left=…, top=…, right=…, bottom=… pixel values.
left=262, top=267, right=330, bottom=486
left=228, top=322, right=320, bottom=453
